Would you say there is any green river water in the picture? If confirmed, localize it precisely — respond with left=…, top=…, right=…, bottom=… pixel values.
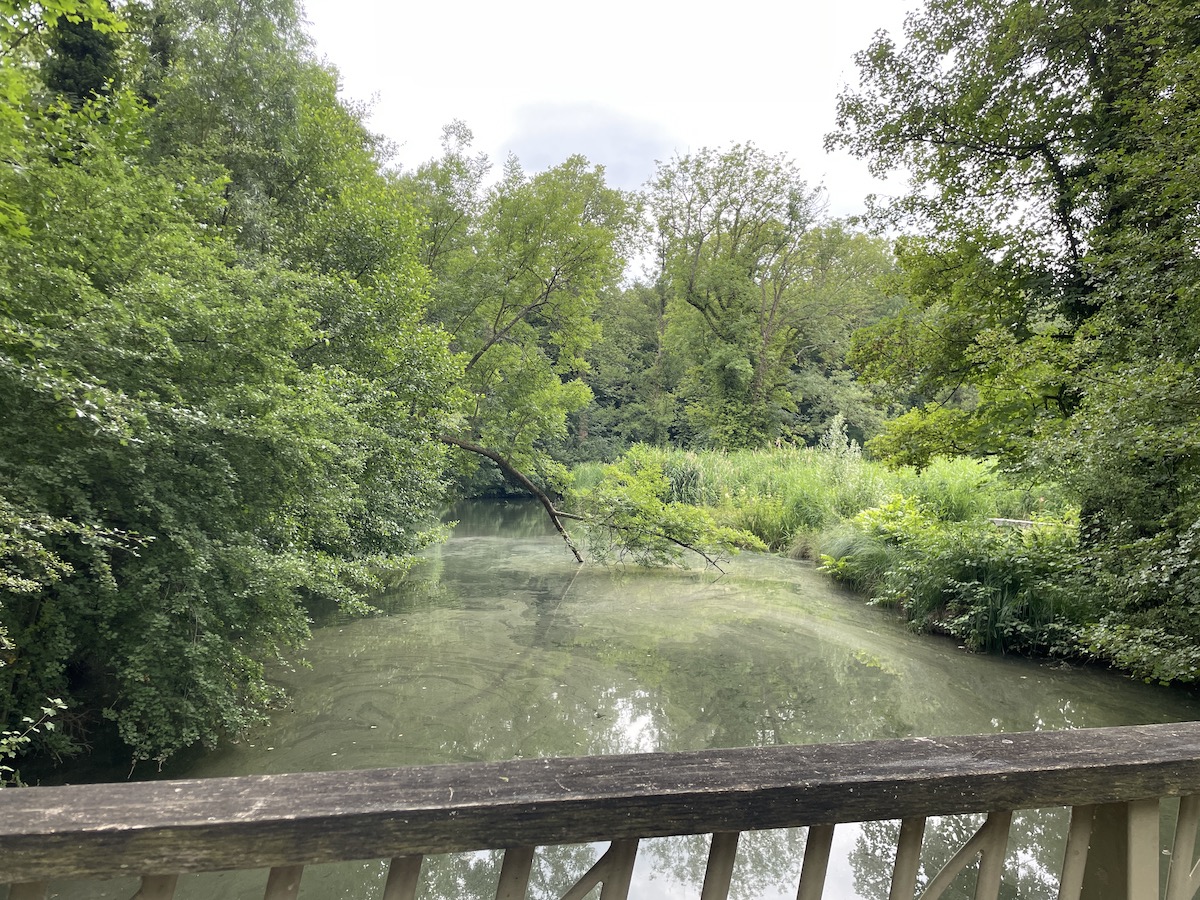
left=55, top=500, right=1200, bottom=900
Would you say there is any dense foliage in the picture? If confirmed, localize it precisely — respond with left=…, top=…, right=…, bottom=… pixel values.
left=401, top=124, right=637, bottom=494
left=829, top=0, right=1200, bottom=681
left=1, top=0, right=456, bottom=766
left=4, top=0, right=1198, bottom=776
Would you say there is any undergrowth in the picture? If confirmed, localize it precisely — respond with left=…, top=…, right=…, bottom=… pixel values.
left=572, top=433, right=1093, bottom=665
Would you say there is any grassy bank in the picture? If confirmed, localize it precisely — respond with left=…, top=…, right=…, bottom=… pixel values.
left=571, top=442, right=1091, bottom=661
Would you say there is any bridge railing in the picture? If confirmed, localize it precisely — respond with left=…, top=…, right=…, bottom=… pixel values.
left=4, top=722, right=1200, bottom=900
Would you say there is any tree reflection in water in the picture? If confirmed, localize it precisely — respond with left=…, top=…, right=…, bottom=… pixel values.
left=851, top=810, right=1068, bottom=900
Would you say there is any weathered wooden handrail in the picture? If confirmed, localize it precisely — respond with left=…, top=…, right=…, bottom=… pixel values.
left=4, top=722, right=1200, bottom=898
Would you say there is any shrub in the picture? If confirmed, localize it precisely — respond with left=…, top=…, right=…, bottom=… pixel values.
left=820, top=495, right=1085, bottom=655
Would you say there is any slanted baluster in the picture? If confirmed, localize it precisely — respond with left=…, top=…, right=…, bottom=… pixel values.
left=796, top=825, right=835, bottom=900
left=1057, top=805, right=1095, bottom=900
left=700, top=832, right=740, bottom=900
left=382, top=855, right=424, bottom=900
left=560, top=839, right=640, bottom=900
left=1166, top=794, right=1200, bottom=900
left=919, top=810, right=1012, bottom=900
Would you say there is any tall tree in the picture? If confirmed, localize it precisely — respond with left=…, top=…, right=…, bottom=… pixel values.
left=404, top=131, right=638, bottom=551
left=650, top=146, right=897, bottom=448
left=830, top=0, right=1200, bottom=680
left=1, top=0, right=458, bottom=766
left=650, top=144, right=825, bottom=447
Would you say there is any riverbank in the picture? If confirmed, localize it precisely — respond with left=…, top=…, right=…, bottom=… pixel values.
left=569, top=444, right=1195, bottom=685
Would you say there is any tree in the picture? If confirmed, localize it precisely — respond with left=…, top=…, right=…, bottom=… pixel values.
left=649, top=146, right=899, bottom=448
left=650, top=144, right=826, bottom=447
left=567, top=280, right=683, bottom=460
left=1, top=0, right=458, bottom=765
left=402, top=130, right=760, bottom=567
left=403, top=131, right=639, bottom=553
left=0, top=0, right=121, bottom=235
left=830, top=0, right=1200, bottom=680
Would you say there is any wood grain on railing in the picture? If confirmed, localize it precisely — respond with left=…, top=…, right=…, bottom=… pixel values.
left=4, top=722, right=1200, bottom=899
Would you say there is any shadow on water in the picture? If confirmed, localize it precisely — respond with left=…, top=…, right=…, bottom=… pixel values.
left=47, top=500, right=1200, bottom=900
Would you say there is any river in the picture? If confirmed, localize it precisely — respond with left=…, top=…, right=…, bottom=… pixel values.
left=63, top=500, right=1200, bottom=900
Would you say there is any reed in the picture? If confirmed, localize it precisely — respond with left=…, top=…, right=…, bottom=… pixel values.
left=570, top=443, right=1084, bottom=656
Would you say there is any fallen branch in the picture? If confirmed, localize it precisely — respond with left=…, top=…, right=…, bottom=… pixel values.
left=438, top=435, right=583, bottom=563
left=583, top=514, right=730, bottom=574
left=439, top=437, right=738, bottom=571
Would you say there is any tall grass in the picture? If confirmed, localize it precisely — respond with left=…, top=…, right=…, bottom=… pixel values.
left=577, top=445, right=1070, bottom=553
left=570, top=442, right=1085, bottom=657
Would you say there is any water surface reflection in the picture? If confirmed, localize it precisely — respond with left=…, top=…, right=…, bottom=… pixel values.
left=61, top=501, right=1200, bottom=900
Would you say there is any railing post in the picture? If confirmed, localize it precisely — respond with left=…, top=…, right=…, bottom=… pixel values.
left=1126, top=799, right=1160, bottom=899
left=700, top=832, right=740, bottom=900
left=263, top=866, right=303, bottom=900
left=381, top=855, right=423, bottom=900
left=1058, top=805, right=1095, bottom=900
left=889, top=817, right=926, bottom=900
left=796, top=824, right=835, bottom=900
left=597, top=840, right=638, bottom=900
left=1166, top=794, right=1200, bottom=900
left=561, top=840, right=640, bottom=900
left=495, top=846, right=534, bottom=900
left=131, top=875, right=178, bottom=900
left=919, top=810, right=1012, bottom=900
left=1079, top=799, right=1160, bottom=900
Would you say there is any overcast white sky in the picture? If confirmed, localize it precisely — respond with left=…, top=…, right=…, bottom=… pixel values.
left=299, top=0, right=921, bottom=216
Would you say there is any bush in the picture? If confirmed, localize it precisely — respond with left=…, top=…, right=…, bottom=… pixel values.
left=820, top=496, right=1085, bottom=655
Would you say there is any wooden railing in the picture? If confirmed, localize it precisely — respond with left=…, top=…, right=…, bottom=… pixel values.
left=4, top=722, right=1200, bottom=900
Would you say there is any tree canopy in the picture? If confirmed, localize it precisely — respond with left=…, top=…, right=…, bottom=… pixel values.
left=1, top=0, right=456, bottom=765
left=830, top=0, right=1200, bottom=678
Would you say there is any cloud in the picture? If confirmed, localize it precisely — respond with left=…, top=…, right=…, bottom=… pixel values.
left=501, top=103, right=678, bottom=191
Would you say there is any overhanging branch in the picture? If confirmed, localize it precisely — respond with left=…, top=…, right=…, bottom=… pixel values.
left=438, top=435, right=583, bottom=563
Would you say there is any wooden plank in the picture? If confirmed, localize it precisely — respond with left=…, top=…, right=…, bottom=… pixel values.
left=1125, top=799, right=1160, bottom=899
left=381, top=856, right=423, bottom=900
left=597, top=840, right=638, bottom=900
left=4, top=723, right=1200, bottom=882
left=1057, top=805, right=1094, bottom=900
left=494, top=846, right=534, bottom=900
left=262, top=866, right=302, bottom=900
left=972, top=811, right=1013, bottom=900
left=1166, top=795, right=1200, bottom=900
left=560, top=841, right=639, bottom=900
left=889, top=817, right=926, bottom=900
left=1080, top=803, right=1129, bottom=900
left=919, top=811, right=1012, bottom=900
left=132, top=875, right=178, bottom=900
